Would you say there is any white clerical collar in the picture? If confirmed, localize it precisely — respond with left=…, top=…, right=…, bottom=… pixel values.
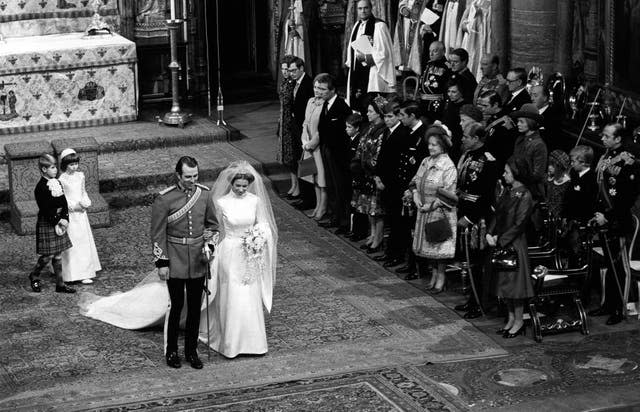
left=389, top=122, right=400, bottom=133
left=539, top=104, right=549, bottom=114
left=326, top=94, right=337, bottom=111
left=411, top=120, right=423, bottom=132
left=579, top=167, right=591, bottom=178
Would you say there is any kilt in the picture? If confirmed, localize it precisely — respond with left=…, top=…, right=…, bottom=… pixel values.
left=36, top=216, right=72, bottom=255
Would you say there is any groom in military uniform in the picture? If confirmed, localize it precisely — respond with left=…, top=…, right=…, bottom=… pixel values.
left=151, top=156, right=219, bottom=369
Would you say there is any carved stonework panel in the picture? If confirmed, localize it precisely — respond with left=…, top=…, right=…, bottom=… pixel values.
left=8, top=159, right=43, bottom=203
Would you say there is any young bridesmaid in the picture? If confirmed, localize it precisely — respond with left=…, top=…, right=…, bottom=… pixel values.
left=58, top=148, right=101, bottom=284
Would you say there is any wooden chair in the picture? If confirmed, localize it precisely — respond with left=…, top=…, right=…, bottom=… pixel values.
left=402, top=76, right=420, bottom=101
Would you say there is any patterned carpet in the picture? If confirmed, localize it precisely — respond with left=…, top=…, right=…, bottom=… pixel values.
left=0, top=194, right=504, bottom=411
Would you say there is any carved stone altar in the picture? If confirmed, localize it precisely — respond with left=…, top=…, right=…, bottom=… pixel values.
left=0, top=0, right=138, bottom=134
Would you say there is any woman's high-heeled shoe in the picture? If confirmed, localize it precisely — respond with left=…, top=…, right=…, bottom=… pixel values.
left=366, top=244, right=382, bottom=254
left=313, top=210, right=326, bottom=221
left=495, top=328, right=510, bottom=335
left=504, top=325, right=526, bottom=339
left=431, top=283, right=447, bottom=294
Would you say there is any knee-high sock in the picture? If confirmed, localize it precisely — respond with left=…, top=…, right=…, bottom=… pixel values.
left=30, top=255, right=51, bottom=279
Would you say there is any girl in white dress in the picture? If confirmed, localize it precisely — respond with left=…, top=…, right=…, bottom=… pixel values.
left=58, top=148, right=101, bottom=284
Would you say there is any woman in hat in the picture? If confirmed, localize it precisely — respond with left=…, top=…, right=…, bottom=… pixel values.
left=409, top=123, right=458, bottom=292
left=58, top=148, right=101, bottom=284
left=351, top=95, right=388, bottom=254
left=486, top=156, right=535, bottom=338
left=510, top=103, right=548, bottom=201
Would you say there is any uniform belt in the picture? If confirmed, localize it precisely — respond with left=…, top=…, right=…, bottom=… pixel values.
left=167, top=235, right=203, bottom=245
left=420, top=94, right=443, bottom=101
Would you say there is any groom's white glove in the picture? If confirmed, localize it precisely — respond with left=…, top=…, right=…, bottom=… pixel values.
left=158, top=267, right=169, bottom=281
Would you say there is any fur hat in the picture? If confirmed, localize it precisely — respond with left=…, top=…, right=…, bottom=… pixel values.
left=459, top=104, right=483, bottom=122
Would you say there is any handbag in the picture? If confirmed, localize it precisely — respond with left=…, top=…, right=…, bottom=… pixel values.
left=423, top=206, right=452, bottom=243
left=491, top=246, right=519, bottom=270
left=297, top=155, right=317, bottom=178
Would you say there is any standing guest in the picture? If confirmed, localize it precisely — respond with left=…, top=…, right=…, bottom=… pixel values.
left=300, top=81, right=328, bottom=221
left=454, top=123, right=498, bottom=318
left=589, top=123, right=639, bottom=325
left=58, top=148, right=101, bottom=285
left=545, top=149, right=571, bottom=221
left=478, top=90, right=516, bottom=173
left=410, top=123, right=458, bottom=291
left=562, top=145, right=597, bottom=268
left=151, top=156, right=219, bottom=369
left=345, top=0, right=396, bottom=112
left=458, top=104, right=484, bottom=141
left=473, top=54, right=509, bottom=105
left=448, top=48, right=478, bottom=103
left=316, top=73, right=354, bottom=234
left=277, top=55, right=296, bottom=198
left=29, top=154, right=75, bottom=294
left=502, top=68, right=531, bottom=114
left=510, top=104, right=548, bottom=202
left=531, top=85, right=564, bottom=151
left=288, top=57, right=314, bottom=205
left=441, top=81, right=468, bottom=163
left=418, top=40, right=451, bottom=122
left=396, top=101, right=429, bottom=278
left=375, top=101, right=411, bottom=266
left=487, top=156, right=535, bottom=338
left=346, top=113, right=369, bottom=241
left=352, top=96, right=388, bottom=254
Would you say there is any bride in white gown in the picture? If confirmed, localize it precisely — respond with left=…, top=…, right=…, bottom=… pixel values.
left=79, top=161, right=277, bottom=358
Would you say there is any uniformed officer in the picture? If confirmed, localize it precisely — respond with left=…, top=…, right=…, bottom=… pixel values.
left=418, top=40, right=450, bottom=122
left=453, top=122, right=498, bottom=318
left=151, top=156, right=219, bottom=369
left=590, top=123, right=639, bottom=325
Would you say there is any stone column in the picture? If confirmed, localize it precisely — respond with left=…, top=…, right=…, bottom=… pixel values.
left=491, top=0, right=509, bottom=75
left=554, top=0, right=573, bottom=75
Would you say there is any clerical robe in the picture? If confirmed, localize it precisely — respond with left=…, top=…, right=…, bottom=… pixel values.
left=345, top=19, right=396, bottom=105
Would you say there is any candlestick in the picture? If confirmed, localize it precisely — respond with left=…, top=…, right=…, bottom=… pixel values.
left=170, top=0, right=176, bottom=20
left=158, top=19, right=192, bottom=127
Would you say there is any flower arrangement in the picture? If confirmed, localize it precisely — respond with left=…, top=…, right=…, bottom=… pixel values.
left=240, top=225, right=268, bottom=285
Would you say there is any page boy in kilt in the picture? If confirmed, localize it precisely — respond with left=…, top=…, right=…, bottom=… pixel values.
left=29, top=154, right=76, bottom=294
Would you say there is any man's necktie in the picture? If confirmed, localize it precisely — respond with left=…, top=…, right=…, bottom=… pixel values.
left=293, top=81, right=300, bottom=99
left=322, top=101, right=329, bottom=116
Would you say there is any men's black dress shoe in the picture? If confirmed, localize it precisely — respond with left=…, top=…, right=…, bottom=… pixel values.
left=395, top=265, right=415, bottom=274
left=463, top=307, right=483, bottom=319
left=166, top=352, right=181, bottom=368
left=588, top=307, right=609, bottom=317
left=383, top=258, right=404, bottom=268
left=334, top=227, right=349, bottom=235
left=373, top=254, right=390, bottom=262
left=606, top=312, right=623, bottom=325
left=454, top=302, right=472, bottom=312
left=404, top=272, right=419, bottom=280
left=55, top=284, right=76, bottom=294
left=185, top=353, right=203, bottom=369
left=318, top=220, right=338, bottom=229
left=30, top=278, right=42, bottom=293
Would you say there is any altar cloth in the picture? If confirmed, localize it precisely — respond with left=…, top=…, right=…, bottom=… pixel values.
left=0, top=32, right=138, bottom=134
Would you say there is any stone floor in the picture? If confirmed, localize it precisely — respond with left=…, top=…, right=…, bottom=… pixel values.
left=1, top=101, right=640, bottom=411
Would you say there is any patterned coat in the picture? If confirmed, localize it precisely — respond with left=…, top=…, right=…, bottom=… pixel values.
left=151, top=183, right=219, bottom=279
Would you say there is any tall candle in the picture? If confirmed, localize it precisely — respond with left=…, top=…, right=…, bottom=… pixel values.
left=170, top=0, right=176, bottom=20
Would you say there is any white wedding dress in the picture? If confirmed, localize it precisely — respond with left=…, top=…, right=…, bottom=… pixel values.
left=199, top=191, right=275, bottom=358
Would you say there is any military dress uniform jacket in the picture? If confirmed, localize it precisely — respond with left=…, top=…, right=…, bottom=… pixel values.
left=456, top=146, right=498, bottom=224
left=595, top=147, right=639, bottom=236
left=398, top=124, right=429, bottom=190
left=151, top=183, right=219, bottom=279
left=419, top=57, right=450, bottom=96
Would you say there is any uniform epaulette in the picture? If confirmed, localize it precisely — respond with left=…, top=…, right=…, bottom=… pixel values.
left=158, top=185, right=177, bottom=195
left=484, top=152, right=496, bottom=161
left=195, top=183, right=210, bottom=191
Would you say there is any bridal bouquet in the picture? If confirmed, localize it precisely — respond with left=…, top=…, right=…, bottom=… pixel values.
left=240, top=224, right=268, bottom=284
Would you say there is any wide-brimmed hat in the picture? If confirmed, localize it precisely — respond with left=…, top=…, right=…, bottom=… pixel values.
left=510, top=103, right=543, bottom=124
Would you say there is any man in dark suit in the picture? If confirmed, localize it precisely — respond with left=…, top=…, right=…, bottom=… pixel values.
left=288, top=57, right=315, bottom=209
left=316, top=73, right=354, bottom=234
left=502, top=67, right=531, bottom=114
left=448, top=48, right=478, bottom=103
left=375, top=100, right=411, bottom=266
left=531, top=85, right=565, bottom=151
left=395, top=101, right=429, bottom=279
